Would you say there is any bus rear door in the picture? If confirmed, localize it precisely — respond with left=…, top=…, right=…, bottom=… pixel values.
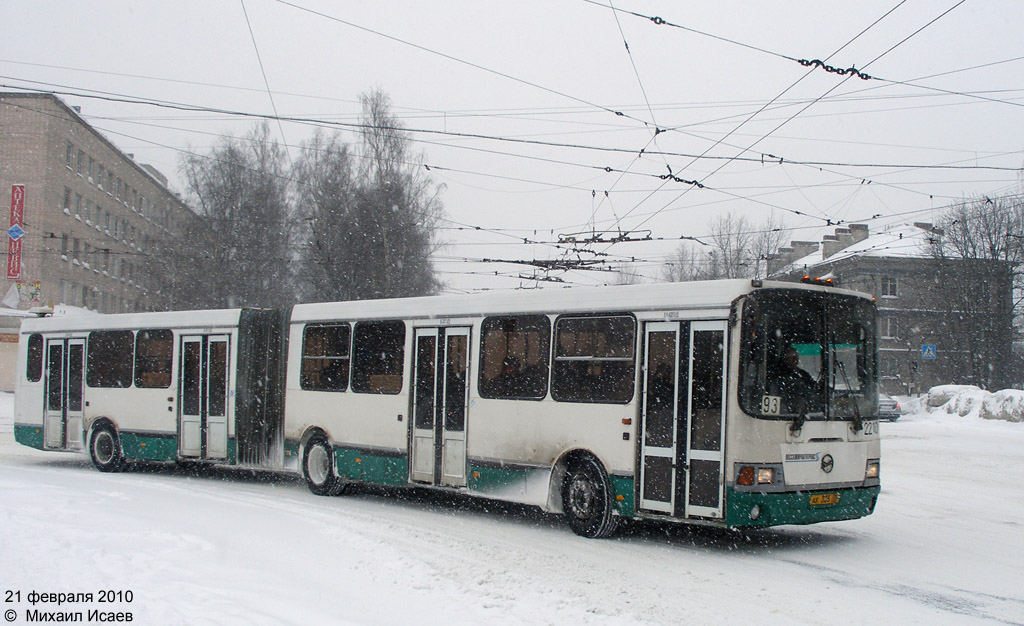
left=43, top=337, right=85, bottom=451
left=178, top=334, right=230, bottom=460
left=410, top=327, right=470, bottom=487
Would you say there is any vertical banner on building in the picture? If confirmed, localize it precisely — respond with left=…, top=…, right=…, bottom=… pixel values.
left=7, top=184, right=25, bottom=280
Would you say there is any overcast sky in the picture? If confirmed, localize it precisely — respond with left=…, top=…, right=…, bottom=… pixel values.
left=3, top=1, right=1022, bottom=292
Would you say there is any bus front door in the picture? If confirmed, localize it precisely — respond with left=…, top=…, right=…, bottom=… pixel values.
left=178, top=335, right=230, bottom=460
left=410, top=327, right=470, bottom=487
left=640, top=321, right=727, bottom=520
left=43, top=338, right=85, bottom=451
left=683, top=321, right=727, bottom=520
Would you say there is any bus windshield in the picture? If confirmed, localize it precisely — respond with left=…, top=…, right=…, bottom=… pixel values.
left=739, top=289, right=876, bottom=422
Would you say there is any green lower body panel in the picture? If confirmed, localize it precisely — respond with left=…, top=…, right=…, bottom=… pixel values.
left=283, top=439, right=301, bottom=463
left=14, top=424, right=44, bottom=450
left=468, top=463, right=537, bottom=496
left=120, top=432, right=178, bottom=462
left=610, top=475, right=635, bottom=517
left=334, top=447, right=407, bottom=486
left=725, top=485, right=880, bottom=528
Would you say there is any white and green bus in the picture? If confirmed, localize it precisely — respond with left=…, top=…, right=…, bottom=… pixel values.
left=14, top=279, right=881, bottom=537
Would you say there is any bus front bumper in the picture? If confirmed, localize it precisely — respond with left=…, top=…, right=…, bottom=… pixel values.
left=725, top=485, right=880, bottom=528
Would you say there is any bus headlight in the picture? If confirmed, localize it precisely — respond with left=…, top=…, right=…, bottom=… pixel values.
left=757, top=468, right=774, bottom=484
left=865, top=459, right=880, bottom=479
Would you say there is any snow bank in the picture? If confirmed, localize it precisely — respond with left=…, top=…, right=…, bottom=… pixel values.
left=918, top=384, right=1024, bottom=422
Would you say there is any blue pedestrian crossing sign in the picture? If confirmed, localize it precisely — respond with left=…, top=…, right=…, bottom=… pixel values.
left=921, top=344, right=937, bottom=360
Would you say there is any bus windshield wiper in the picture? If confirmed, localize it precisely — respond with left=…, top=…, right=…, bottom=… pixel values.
left=834, top=358, right=863, bottom=433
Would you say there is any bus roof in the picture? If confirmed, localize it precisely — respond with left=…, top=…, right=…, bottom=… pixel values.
left=290, top=279, right=870, bottom=323
left=17, top=280, right=872, bottom=334
left=19, top=308, right=244, bottom=335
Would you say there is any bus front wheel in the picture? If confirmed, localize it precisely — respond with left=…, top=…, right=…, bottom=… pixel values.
left=562, top=457, right=619, bottom=538
left=89, top=424, right=126, bottom=473
left=302, top=437, right=345, bottom=496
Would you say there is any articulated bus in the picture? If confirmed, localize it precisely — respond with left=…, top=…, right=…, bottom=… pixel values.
left=13, top=279, right=880, bottom=538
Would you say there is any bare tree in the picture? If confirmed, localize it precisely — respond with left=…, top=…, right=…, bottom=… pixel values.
left=663, top=211, right=790, bottom=282
left=707, top=212, right=753, bottom=279
left=661, top=242, right=709, bottom=282
left=610, top=264, right=645, bottom=285
left=293, top=129, right=357, bottom=302
left=294, top=90, right=444, bottom=301
left=749, top=212, right=790, bottom=279
left=180, top=122, right=295, bottom=308
left=931, top=192, right=1024, bottom=387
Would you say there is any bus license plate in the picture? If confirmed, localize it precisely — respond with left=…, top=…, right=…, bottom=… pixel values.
left=809, top=493, right=841, bottom=507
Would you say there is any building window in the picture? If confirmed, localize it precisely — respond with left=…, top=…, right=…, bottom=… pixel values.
left=97, top=165, right=105, bottom=190
left=88, top=157, right=94, bottom=182
left=63, top=188, right=71, bottom=213
left=881, top=315, right=898, bottom=339
left=74, top=194, right=82, bottom=218
left=65, top=142, right=73, bottom=169
left=551, top=315, right=636, bottom=404
left=351, top=321, right=405, bottom=394
left=86, top=330, right=134, bottom=388
left=301, top=324, right=351, bottom=392
left=478, top=315, right=550, bottom=400
left=882, top=276, right=898, bottom=298
left=77, top=150, right=84, bottom=175
left=116, top=178, right=121, bottom=200
left=60, top=234, right=68, bottom=259
left=84, top=200, right=91, bottom=224
left=107, top=172, right=114, bottom=193
left=135, top=329, right=173, bottom=388
left=72, top=238, right=80, bottom=263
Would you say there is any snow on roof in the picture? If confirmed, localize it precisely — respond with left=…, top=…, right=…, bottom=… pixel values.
left=782, top=222, right=938, bottom=275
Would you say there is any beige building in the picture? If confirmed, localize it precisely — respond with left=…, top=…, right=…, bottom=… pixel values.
left=0, top=92, right=197, bottom=313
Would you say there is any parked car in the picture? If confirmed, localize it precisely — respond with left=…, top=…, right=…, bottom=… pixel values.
left=878, top=394, right=902, bottom=421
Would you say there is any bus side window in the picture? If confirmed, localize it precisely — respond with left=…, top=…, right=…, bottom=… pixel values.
left=551, top=315, right=636, bottom=404
left=301, top=323, right=351, bottom=392
left=135, top=329, right=173, bottom=388
left=478, top=315, right=550, bottom=400
left=351, top=321, right=405, bottom=394
left=87, top=330, right=134, bottom=388
left=26, top=333, right=43, bottom=382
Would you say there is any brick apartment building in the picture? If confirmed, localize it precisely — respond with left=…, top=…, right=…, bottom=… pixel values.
left=0, top=92, right=197, bottom=313
left=768, top=222, right=1015, bottom=393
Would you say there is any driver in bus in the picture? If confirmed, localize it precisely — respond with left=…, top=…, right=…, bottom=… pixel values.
left=771, top=347, right=816, bottom=407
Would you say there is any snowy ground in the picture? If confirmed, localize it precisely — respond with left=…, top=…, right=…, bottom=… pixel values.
left=2, top=393, right=1023, bottom=626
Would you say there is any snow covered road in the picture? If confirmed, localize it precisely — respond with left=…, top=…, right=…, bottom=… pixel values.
left=2, top=394, right=1022, bottom=625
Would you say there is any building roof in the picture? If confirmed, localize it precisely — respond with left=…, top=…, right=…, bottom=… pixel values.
left=776, top=222, right=941, bottom=276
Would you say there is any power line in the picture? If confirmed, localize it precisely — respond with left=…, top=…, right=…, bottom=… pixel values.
left=268, top=0, right=655, bottom=128
left=239, top=0, right=290, bottom=158
left=5, top=80, right=1019, bottom=175
left=596, top=0, right=912, bottom=243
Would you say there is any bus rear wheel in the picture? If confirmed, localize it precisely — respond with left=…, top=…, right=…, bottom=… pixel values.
left=303, top=437, right=345, bottom=496
left=562, top=457, right=619, bottom=538
left=89, top=424, right=126, bottom=473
